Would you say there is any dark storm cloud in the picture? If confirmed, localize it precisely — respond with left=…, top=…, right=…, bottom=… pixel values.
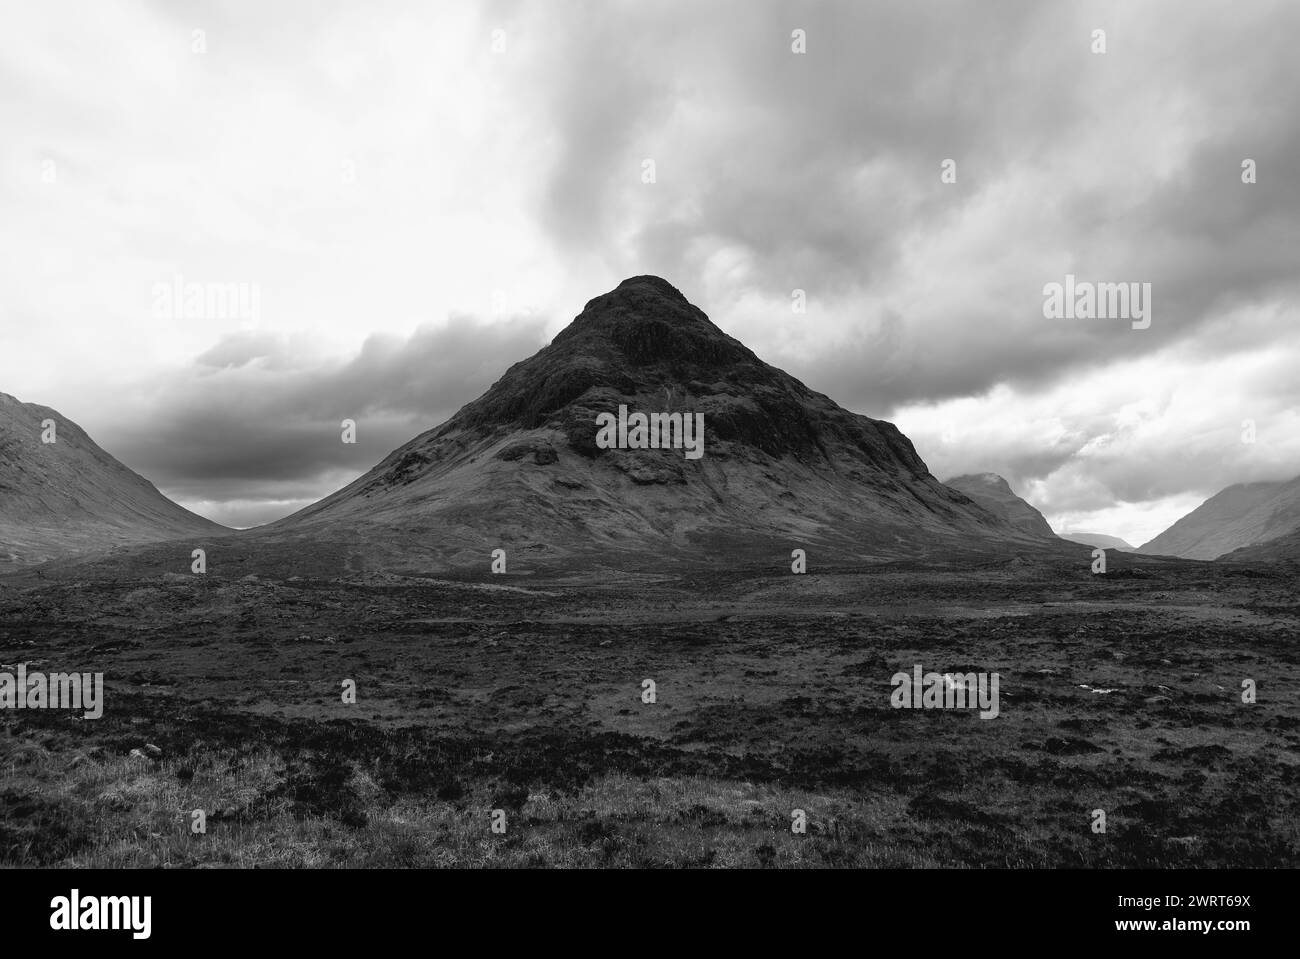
left=519, top=0, right=1052, bottom=296
left=503, top=0, right=1300, bottom=412
left=630, top=1, right=1061, bottom=297
left=106, top=314, right=550, bottom=511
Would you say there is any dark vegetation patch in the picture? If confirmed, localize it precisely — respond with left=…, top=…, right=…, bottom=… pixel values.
left=0, top=789, right=93, bottom=865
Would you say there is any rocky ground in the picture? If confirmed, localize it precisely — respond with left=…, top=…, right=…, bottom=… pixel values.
left=1, top=548, right=1297, bottom=867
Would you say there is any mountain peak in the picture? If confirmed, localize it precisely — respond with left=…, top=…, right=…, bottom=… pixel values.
left=556, top=274, right=732, bottom=366
left=433, top=277, right=930, bottom=468
left=948, top=472, right=1014, bottom=493
left=614, top=274, right=691, bottom=300
left=274, top=278, right=1054, bottom=566
left=451, top=276, right=759, bottom=436
left=576, top=275, right=698, bottom=322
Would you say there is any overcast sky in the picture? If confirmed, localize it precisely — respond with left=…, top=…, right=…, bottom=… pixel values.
left=2, top=0, right=1298, bottom=543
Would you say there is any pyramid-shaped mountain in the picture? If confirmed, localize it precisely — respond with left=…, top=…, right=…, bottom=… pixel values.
left=271, top=277, right=1055, bottom=568
left=0, top=391, right=229, bottom=572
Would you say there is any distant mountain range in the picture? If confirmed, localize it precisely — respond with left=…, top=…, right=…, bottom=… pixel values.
left=941, top=469, right=1300, bottom=562
left=1138, top=476, right=1300, bottom=560
left=1059, top=533, right=1135, bottom=551
left=3, top=279, right=1058, bottom=575
left=6, top=277, right=1295, bottom=575
left=943, top=467, right=1300, bottom=562
left=943, top=475, right=1140, bottom=552
left=0, top=391, right=228, bottom=572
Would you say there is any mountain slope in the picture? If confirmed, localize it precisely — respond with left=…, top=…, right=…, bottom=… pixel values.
left=943, top=473, right=1056, bottom=539
left=1222, top=526, right=1300, bottom=562
left=0, top=392, right=228, bottom=571
left=269, top=276, right=1055, bottom=569
left=1138, top=477, right=1300, bottom=559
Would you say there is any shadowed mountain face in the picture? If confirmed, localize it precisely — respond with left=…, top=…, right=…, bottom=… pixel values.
left=1059, top=533, right=1134, bottom=552
left=944, top=473, right=1056, bottom=540
left=270, top=277, right=1056, bottom=570
left=0, top=392, right=228, bottom=571
left=1139, top=476, right=1300, bottom=560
